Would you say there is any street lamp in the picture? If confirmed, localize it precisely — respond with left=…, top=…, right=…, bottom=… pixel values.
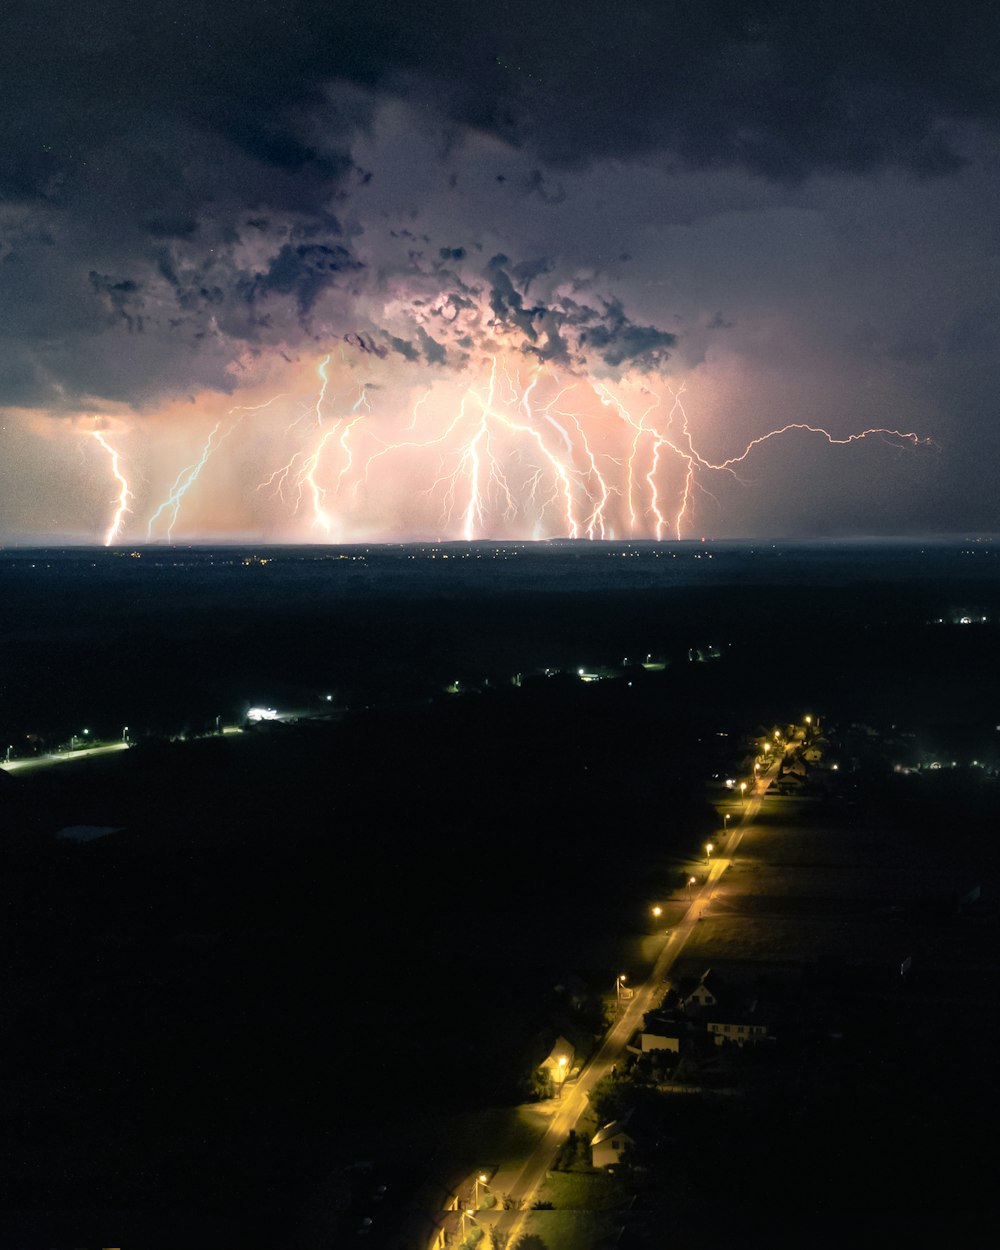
left=616, top=972, right=628, bottom=1002
left=556, top=1054, right=568, bottom=1098
left=723, top=813, right=731, bottom=835
left=705, top=842, right=714, bottom=863
left=740, top=781, right=747, bottom=804
left=461, top=1207, right=481, bottom=1243
left=687, top=875, right=696, bottom=896
left=473, top=1173, right=493, bottom=1208
left=651, top=904, right=662, bottom=919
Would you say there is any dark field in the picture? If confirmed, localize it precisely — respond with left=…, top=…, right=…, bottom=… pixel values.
left=2, top=539, right=999, bottom=1247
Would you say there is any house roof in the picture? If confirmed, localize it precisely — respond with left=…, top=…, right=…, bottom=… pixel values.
left=642, top=1012, right=684, bottom=1037
left=591, top=1115, right=634, bottom=1147
left=686, top=969, right=726, bottom=999
left=55, top=825, right=123, bottom=842
left=540, top=1035, right=574, bottom=1069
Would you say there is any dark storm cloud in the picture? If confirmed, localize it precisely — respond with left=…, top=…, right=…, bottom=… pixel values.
left=370, top=255, right=675, bottom=373
left=7, top=3, right=997, bottom=210
left=482, top=257, right=676, bottom=370
left=2, top=0, right=999, bottom=413
left=245, top=243, right=364, bottom=317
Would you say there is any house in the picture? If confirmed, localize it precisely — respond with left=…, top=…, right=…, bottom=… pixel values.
left=591, top=1114, right=636, bottom=1169
left=540, top=1035, right=574, bottom=1074
left=638, top=1011, right=685, bottom=1054
left=705, top=1007, right=770, bottom=1046
left=682, top=969, right=728, bottom=1012
left=538, top=1035, right=575, bottom=1093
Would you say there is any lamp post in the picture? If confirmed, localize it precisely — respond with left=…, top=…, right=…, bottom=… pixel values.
left=740, top=781, right=747, bottom=805
left=687, top=875, right=696, bottom=896
left=705, top=842, right=714, bottom=864
left=556, top=1054, right=568, bottom=1099
left=616, top=972, right=628, bottom=1004
left=473, top=1173, right=492, bottom=1208
left=723, top=813, right=730, bottom=835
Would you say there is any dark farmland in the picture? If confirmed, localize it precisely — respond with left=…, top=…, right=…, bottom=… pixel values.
left=1, top=540, right=1000, bottom=1247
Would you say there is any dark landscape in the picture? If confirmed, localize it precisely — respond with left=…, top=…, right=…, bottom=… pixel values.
left=6, top=4, right=1000, bottom=1246
left=2, top=540, right=999, bottom=1247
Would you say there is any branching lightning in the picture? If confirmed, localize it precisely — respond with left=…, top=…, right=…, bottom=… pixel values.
left=70, top=344, right=933, bottom=543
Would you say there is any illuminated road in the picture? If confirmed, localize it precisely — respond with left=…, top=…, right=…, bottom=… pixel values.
left=494, top=749, right=784, bottom=1246
left=1, top=726, right=243, bottom=776
left=1, top=741, right=131, bottom=773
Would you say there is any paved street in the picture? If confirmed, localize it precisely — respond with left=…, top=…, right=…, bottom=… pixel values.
left=1, top=726, right=244, bottom=777
left=492, top=749, right=784, bottom=1246
left=1, top=741, right=131, bottom=773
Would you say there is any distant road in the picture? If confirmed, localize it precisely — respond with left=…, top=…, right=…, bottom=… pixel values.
left=496, top=750, right=783, bottom=1245
left=1, top=741, right=131, bottom=774
left=1, top=726, right=243, bottom=776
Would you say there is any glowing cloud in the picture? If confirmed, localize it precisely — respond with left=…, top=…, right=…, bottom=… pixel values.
left=59, top=343, right=932, bottom=545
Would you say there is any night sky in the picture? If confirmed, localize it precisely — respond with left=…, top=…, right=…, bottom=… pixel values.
left=2, top=1, right=999, bottom=542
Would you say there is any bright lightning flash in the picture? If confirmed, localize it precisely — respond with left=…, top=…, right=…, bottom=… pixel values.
left=86, top=428, right=133, bottom=546
left=73, top=350, right=932, bottom=543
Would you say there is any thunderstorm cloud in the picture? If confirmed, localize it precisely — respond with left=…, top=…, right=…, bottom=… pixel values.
left=3, top=0, right=1000, bottom=534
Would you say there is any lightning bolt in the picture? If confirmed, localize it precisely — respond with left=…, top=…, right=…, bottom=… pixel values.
left=79, top=330, right=928, bottom=543
left=259, top=356, right=342, bottom=530
left=86, top=429, right=132, bottom=546
left=148, top=396, right=285, bottom=541
left=147, top=422, right=228, bottom=541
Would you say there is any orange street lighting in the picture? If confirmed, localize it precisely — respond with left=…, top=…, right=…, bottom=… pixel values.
left=687, top=875, right=696, bottom=895
left=740, top=781, right=748, bottom=804
left=652, top=905, right=662, bottom=918
left=805, top=715, right=812, bottom=725
left=616, top=972, right=628, bottom=1001
left=723, top=813, right=731, bottom=833
left=705, top=842, right=714, bottom=862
